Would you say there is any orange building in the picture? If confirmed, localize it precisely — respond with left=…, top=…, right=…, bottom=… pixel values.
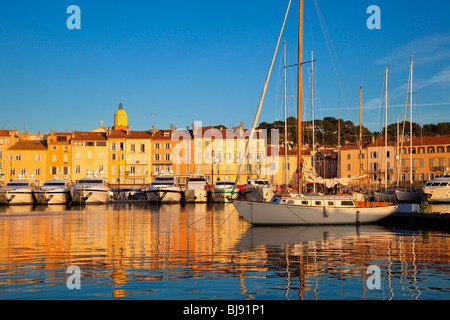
left=47, top=131, right=73, bottom=178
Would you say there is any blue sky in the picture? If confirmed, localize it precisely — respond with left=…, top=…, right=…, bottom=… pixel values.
left=1, top=0, right=449, bottom=134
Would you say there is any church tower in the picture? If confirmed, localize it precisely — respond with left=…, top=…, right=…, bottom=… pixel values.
left=113, top=103, right=128, bottom=131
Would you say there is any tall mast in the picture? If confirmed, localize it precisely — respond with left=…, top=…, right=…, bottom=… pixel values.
left=338, top=103, right=341, bottom=179
left=385, top=67, right=388, bottom=191
left=284, top=41, right=289, bottom=187
left=409, top=57, right=413, bottom=192
left=311, top=49, right=315, bottom=192
left=359, top=84, right=363, bottom=190
left=297, top=0, right=303, bottom=193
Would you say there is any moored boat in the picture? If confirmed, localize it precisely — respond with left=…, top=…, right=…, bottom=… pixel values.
left=233, top=194, right=398, bottom=226
left=0, top=175, right=36, bottom=205
left=71, top=171, right=110, bottom=204
left=34, top=177, right=73, bottom=205
left=184, top=173, right=209, bottom=203
left=243, top=178, right=274, bottom=202
left=211, top=181, right=239, bottom=203
left=422, top=174, right=450, bottom=203
left=146, top=171, right=183, bottom=203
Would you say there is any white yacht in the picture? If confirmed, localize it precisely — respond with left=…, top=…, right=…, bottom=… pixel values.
left=0, top=175, right=36, bottom=205
left=71, top=171, right=110, bottom=204
left=211, top=180, right=239, bottom=203
left=243, top=178, right=274, bottom=202
left=184, top=173, right=209, bottom=203
left=146, top=171, right=183, bottom=203
left=422, top=174, right=450, bottom=203
left=34, top=177, right=73, bottom=205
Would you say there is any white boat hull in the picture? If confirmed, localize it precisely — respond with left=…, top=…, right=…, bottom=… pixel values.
left=211, top=189, right=239, bottom=203
left=184, top=189, right=208, bottom=203
left=422, top=188, right=450, bottom=203
left=0, top=191, right=35, bottom=205
left=71, top=188, right=109, bottom=204
left=146, top=189, right=182, bottom=203
left=34, top=190, right=71, bottom=205
left=232, top=200, right=398, bottom=226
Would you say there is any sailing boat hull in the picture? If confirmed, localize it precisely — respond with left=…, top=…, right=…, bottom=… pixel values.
left=232, top=200, right=397, bottom=226
left=395, top=190, right=425, bottom=203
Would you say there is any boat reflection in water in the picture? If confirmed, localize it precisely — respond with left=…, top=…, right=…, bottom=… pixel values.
left=0, top=203, right=448, bottom=300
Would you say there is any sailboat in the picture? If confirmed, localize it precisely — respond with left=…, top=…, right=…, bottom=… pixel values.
left=231, top=0, right=397, bottom=225
left=395, top=57, right=425, bottom=203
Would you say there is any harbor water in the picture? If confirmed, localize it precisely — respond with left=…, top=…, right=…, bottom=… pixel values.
left=0, top=203, right=448, bottom=300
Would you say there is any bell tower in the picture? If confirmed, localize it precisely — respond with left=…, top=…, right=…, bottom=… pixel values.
left=113, top=103, right=128, bottom=131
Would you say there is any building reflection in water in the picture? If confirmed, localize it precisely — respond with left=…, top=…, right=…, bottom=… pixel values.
left=0, top=203, right=448, bottom=299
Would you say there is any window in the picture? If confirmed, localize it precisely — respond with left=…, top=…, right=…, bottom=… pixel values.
left=386, top=151, right=390, bottom=158
left=154, top=143, right=160, bottom=149
left=75, top=165, right=81, bottom=174
left=140, top=144, right=145, bottom=153
left=63, top=154, right=68, bottom=163
left=57, top=136, right=67, bottom=142
left=347, top=154, right=351, bottom=160
left=111, top=142, right=117, bottom=151
left=52, top=154, right=57, bottom=162
left=52, top=146, right=57, bottom=150
left=14, top=154, right=22, bottom=161
left=130, top=144, right=136, bottom=153
left=154, top=154, right=160, bottom=161
left=75, top=151, right=81, bottom=160
left=111, top=154, right=117, bottom=160
left=96, top=141, right=106, bottom=147
left=52, top=167, right=57, bottom=175
left=87, top=151, right=92, bottom=159
left=165, top=143, right=171, bottom=149
left=34, top=154, right=41, bottom=161
left=130, top=166, right=136, bottom=175
left=34, top=168, right=40, bottom=175
left=347, top=164, right=351, bottom=171
left=98, top=151, right=103, bottom=159
left=73, top=141, right=83, bottom=146
left=63, top=167, right=69, bottom=175
left=85, top=142, right=95, bottom=147
left=164, top=154, right=171, bottom=161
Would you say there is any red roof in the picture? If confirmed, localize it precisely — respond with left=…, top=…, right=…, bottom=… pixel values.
left=8, top=140, right=47, bottom=151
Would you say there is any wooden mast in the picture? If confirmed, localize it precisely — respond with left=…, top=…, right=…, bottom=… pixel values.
left=359, top=84, right=363, bottom=190
left=385, top=67, right=388, bottom=191
left=297, top=0, right=303, bottom=193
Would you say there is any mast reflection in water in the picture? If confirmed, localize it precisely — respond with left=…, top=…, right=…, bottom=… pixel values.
left=0, top=203, right=448, bottom=299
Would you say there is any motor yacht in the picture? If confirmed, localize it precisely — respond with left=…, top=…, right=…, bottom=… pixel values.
left=34, top=176, right=73, bottom=205
left=146, top=171, right=183, bottom=203
left=211, top=180, right=239, bottom=203
left=184, top=173, right=209, bottom=203
left=243, top=178, right=274, bottom=202
left=422, top=174, right=450, bottom=203
left=0, top=175, right=36, bottom=205
left=71, top=171, right=110, bottom=204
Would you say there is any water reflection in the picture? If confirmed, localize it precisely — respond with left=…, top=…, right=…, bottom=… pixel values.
left=0, top=203, right=448, bottom=300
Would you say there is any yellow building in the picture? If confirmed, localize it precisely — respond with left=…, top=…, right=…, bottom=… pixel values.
left=0, top=130, right=20, bottom=185
left=5, top=139, right=48, bottom=186
left=125, top=131, right=152, bottom=185
left=71, top=131, right=109, bottom=182
left=189, top=123, right=268, bottom=185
